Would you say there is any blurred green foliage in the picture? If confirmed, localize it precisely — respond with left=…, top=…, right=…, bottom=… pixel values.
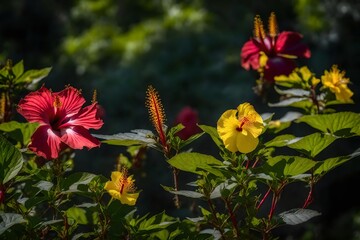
left=0, top=0, right=359, bottom=239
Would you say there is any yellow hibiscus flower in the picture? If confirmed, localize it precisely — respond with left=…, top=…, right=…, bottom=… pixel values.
left=104, top=169, right=139, bottom=206
left=217, top=103, right=264, bottom=153
left=321, top=65, right=353, bottom=103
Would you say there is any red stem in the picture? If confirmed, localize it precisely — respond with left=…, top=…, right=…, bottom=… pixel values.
left=257, top=187, right=272, bottom=210
left=225, top=199, right=239, bottom=237
left=302, top=183, right=314, bottom=208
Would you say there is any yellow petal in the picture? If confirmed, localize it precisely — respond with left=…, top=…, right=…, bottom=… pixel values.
left=120, top=192, right=140, bottom=206
left=104, top=181, right=119, bottom=192
left=336, top=85, right=354, bottom=103
left=236, top=132, right=259, bottom=153
left=108, top=189, right=122, bottom=200
left=111, top=171, right=123, bottom=182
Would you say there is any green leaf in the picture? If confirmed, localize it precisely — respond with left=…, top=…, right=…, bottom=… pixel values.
left=265, top=156, right=316, bottom=178
left=0, top=135, right=23, bottom=184
left=287, top=133, right=337, bottom=158
left=198, top=125, right=223, bottom=148
left=269, top=97, right=309, bottom=107
left=274, top=87, right=310, bottom=97
left=0, top=121, right=39, bottom=146
left=265, top=134, right=296, bottom=147
left=137, top=211, right=177, bottom=233
left=167, top=152, right=223, bottom=177
left=314, top=156, right=350, bottom=176
left=210, top=181, right=237, bottom=199
left=296, top=112, right=360, bottom=137
left=15, top=67, right=52, bottom=85
left=62, top=172, right=97, bottom=193
left=0, top=213, right=27, bottom=235
left=161, top=185, right=203, bottom=198
left=66, top=207, right=88, bottom=225
left=279, top=208, right=321, bottom=225
left=93, top=129, right=156, bottom=147
left=11, top=60, right=24, bottom=78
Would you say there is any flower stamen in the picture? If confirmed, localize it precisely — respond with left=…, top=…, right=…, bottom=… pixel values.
left=268, top=12, right=278, bottom=38
left=253, top=15, right=266, bottom=40
left=53, top=96, right=62, bottom=108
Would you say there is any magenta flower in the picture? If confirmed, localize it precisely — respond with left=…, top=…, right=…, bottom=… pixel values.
left=17, top=86, right=104, bottom=159
left=241, top=12, right=311, bottom=82
left=174, top=106, right=201, bottom=140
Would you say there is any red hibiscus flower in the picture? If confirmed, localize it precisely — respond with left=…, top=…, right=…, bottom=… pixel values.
left=17, top=86, right=104, bottom=159
left=174, top=106, right=201, bottom=140
left=241, top=12, right=311, bottom=82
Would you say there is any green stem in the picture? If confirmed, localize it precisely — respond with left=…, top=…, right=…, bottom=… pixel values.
left=207, top=198, right=226, bottom=240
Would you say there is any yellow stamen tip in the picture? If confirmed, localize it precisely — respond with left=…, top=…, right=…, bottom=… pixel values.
left=53, top=95, right=62, bottom=108
left=92, top=89, right=97, bottom=103
left=253, top=15, right=266, bottom=40
left=268, top=12, right=278, bottom=37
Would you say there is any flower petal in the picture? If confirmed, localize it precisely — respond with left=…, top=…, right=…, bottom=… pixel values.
left=104, top=181, right=119, bottom=192
left=61, top=126, right=101, bottom=150
left=236, top=132, right=259, bottom=153
left=29, top=125, right=63, bottom=159
left=56, top=86, right=86, bottom=118
left=17, top=86, right=54, bottom=124
left=107, top=189, right=122, bottom=201
left=120, top=192, right=139, bottom=206
left=275, top=31, right=311, bottom=58
left=241, top=39, right=261, bottom=70
left=61, top=103, right=103, bottom=130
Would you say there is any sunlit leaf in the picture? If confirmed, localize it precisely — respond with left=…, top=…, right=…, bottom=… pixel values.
left=0, top=213, right=27, bottom=235
left=66, top=207, right=88, bottom=225
left=0, top=121, right=39, bottom=146
left=269, top=97, right=309, bottom=107
left=265, top=134, right=296, bottom=147
left=296, top=112, right=360, bottom=137
left=274, top=87, right=310, bottom=97
left=279, top=208, right=321, bottom=225
left=11, top=60, right=24, bottom=78
left=168, top=189, right=203, bottom=198
left=287, top=133, right=337, bottom=157
left=198, top=125, right=222, bottom=148
left=168, top=152, right=223, bottom=176
left=210, top=181, right=237, bottom=199
left=265, top=156, right=316, bottom=178
left=93, top=129, right=156, bottom=147
left=15, top=67, right=52, bottom=85
left=62, top=172, right=97, bottom=193
left=314, top=156, right=350, bottom=176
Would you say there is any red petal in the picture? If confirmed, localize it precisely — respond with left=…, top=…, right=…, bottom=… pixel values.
left=60, top=103, right=104, bottom=130
left=240, top=39, right=261, bottom=70
left=29, top=125, right=63, bottom=159
left=61, top=126, right=101, bottom=150
left=275, top=31, right=311, bottom=58
left=17, top=86, right=54, bottom=124
left=56, top=86, right=86, bottom=118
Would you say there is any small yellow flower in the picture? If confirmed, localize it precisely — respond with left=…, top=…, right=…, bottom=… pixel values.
left=217, top=103, right=264, bottom=153
left=274, top=66, right=320, bottom=88
left=321, top=65, right=353, bottom=103
left=104, top=169, right=139, bottom=206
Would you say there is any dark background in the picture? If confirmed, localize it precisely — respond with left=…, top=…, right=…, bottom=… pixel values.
left=1, top=0, right=360, bottom=239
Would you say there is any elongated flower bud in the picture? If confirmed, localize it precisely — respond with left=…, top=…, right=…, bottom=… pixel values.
left=145, top=85, right=168, bottom=151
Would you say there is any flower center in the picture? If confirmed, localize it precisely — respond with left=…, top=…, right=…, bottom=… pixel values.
left=53, top=96, right=62, bottom=108
left=236, top=117, right=249, bottom=132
